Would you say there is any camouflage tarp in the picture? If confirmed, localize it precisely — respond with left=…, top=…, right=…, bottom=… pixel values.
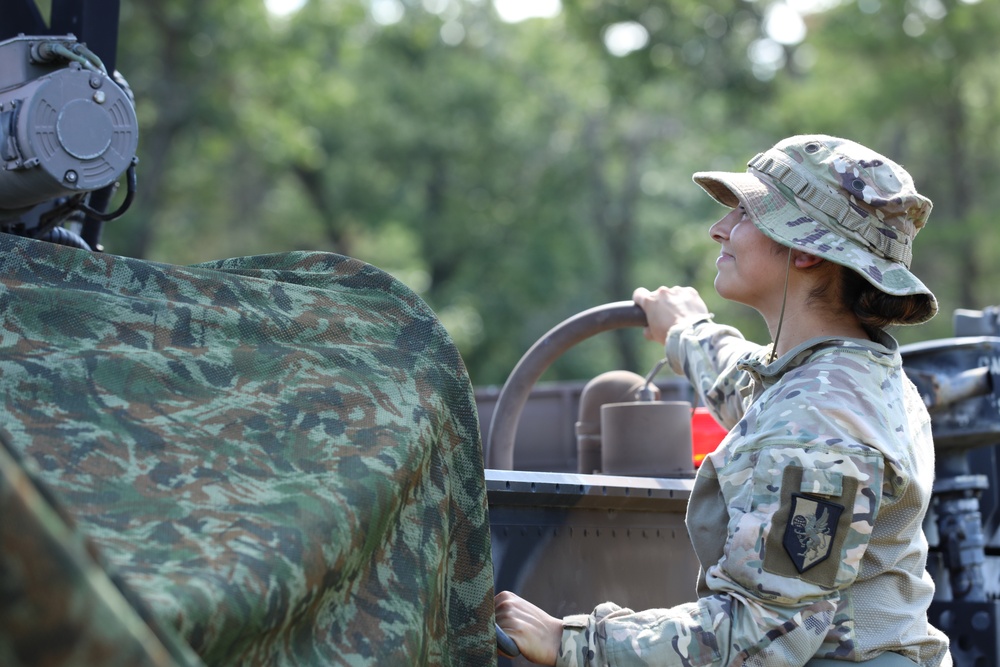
left=0, top=435, right=203, bottom=667
left=0, top=234, right=496, bottom=666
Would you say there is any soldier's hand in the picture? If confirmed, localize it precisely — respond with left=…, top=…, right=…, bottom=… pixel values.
left=633, top=286, right=710, bottom=345
left=495, top=591, right=562, bottom=665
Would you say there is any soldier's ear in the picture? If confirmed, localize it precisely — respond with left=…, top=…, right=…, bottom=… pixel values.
left=792, top=251, right=823, bottom=269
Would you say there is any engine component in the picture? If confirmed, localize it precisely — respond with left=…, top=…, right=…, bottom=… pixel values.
left=0, top=34, right=138, bottom=220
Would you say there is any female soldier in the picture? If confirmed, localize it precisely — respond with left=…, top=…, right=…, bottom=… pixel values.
left=495, top=135, right=952, bottom=667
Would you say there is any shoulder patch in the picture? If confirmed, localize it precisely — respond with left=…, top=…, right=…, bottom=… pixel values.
left=763, top=465, right=860, bottom=587
left=782, top=493, right=844, bottom=573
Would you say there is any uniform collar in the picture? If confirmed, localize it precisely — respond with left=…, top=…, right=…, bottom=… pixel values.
left=738, top=329, right=899, bottom=381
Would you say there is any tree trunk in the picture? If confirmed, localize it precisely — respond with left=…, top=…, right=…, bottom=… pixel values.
left=291, top=164, right=351, bottom=257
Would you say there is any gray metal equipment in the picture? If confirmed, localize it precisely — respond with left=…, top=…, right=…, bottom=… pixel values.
left=901, top=310, right=1000, bottom=667
left=0, top=32, right=138, bottom=247
left=485, top=303, right=702, bottom=667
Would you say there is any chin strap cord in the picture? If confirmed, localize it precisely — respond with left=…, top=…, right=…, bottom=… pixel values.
left=768, top=247, right=794, bottom=364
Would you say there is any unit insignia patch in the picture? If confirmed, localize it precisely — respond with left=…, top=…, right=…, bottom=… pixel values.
left=782, top=493, right=844, bottom=573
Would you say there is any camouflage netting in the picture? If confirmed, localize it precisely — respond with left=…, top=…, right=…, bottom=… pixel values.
left=0, top=234, right=496, bottom=666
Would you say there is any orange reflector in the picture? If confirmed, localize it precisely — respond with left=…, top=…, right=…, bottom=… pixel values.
left=692, top=407, right=727, bottom=466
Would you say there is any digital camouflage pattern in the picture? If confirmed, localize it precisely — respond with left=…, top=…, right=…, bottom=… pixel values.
left=693, top=134, right=937, bottom=318
left=0, top=234, right=496, bottom=666
left=558, top=318, right=951, bottom=667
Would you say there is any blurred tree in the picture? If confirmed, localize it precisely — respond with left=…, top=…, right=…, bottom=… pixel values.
left=763, top=0, right=1000, bottom=344
left=108, top=0, right=256, bottom=259
left=103, top=0, right=1000, bottom=387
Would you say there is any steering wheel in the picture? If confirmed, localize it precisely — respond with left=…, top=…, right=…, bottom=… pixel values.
left=485, top=301, right=647, bottom=470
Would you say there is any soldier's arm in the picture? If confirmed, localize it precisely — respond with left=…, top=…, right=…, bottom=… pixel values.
left=666, top=318, right=760, bottom=429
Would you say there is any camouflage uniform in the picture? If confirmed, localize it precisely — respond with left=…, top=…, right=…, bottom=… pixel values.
left=559, top=136, right=951, bottom=666
left=0, top=234, right=496, bottom=666
left=558, top=320, right=951, bottom=666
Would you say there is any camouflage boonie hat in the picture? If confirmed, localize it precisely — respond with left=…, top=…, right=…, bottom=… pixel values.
left=692, top=134, right=937, bottom=322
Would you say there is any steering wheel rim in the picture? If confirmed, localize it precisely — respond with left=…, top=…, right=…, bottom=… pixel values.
left=485, top=301, right=648, bottom=470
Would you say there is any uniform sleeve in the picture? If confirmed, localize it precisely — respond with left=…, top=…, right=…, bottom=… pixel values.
left=557, top=440, right=886, bottom=667
left=665, top=318, right=761, bottom=430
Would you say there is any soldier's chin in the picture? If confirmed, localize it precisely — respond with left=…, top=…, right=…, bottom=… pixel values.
left=712, top=276, right=747, bottom=308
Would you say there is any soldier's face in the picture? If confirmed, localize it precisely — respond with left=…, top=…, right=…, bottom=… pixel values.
left=709, top=206, right=790, bottom=314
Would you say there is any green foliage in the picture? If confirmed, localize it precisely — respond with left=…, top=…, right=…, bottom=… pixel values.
left=763, top=0, right=1000, bottom=345
left=103, top=0, right=1000, bottom=386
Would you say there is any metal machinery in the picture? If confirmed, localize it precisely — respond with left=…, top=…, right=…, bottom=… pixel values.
left=0, top=0, right=138, bottom=251
left=901, top=308, right=1000, bottom=666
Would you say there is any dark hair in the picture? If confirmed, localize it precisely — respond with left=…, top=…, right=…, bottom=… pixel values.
left=840, top=268, right=936, bottom=330
left=805, top=262, right=934, bottom=334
